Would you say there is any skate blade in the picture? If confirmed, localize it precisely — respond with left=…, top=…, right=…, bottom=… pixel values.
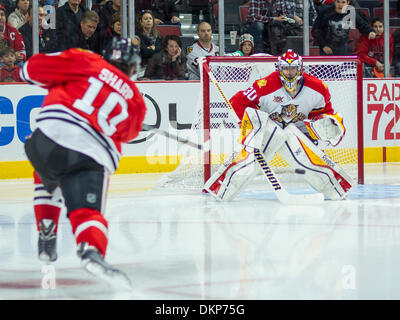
left=84, top=261, right=133, bottom=291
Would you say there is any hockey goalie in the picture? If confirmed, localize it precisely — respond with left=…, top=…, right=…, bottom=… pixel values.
left=204, top=49, right=354, bottom=201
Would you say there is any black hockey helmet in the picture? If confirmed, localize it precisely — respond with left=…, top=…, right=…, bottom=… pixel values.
left=102, top=37, right=141, bottom=67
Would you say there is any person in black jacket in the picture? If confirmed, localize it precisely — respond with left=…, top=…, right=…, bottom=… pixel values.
left=151, top=0, right=180, bottom=26
left=97, top=10, right=121, bottom=54
left=312, top=0, right=375, bottom=55
left=143, top=34, right=187, bottom=80
left=73, top=10, right=101, bottom=53
left=95, top=0, right=119, bottom=32
left=19, top=4, right=59, bottom=58
left=56, top=0, right=87, bottom=50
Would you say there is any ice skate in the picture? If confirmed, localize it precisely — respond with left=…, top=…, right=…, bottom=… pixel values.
left=38, top=219, right=57, bottom=262
left=77, top=242, right=132, bottom=291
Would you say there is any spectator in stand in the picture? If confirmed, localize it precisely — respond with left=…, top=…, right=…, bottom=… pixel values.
left=244, top=0, right=275, bottom=54
left=226, top=33, right=255, bottom=56
left=354, top=17, right=393, bottom=77
left=312, top=0, right=375, bottom=56
left=151, top=0, right=181, bottom=26
left=8, top=0, right=30, bottom=29
left=314, top=0, right=368, bottom=22
left=392, top=27, right=400, bottom=77
left=186, top=21, right=219, bottom=80
left=0, top=4, right=27, bottom=66
left=0, top=47, right=22, bottom=82
left=56, top=0, right=87, bottom=50
left=96, top=0, right=119, bottom=32
left=71, top=10, right=100, bottom=52
left=19, top=4, right=59, bottom=58
left=269, top=0, right=317, bottom=55
left=136, top=9, right=162, bottom=67
left=143, top=34, right=186, bottom=80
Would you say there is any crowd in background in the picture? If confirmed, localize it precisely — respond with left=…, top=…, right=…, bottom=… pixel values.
left=0, top=0, right=399, bottom=82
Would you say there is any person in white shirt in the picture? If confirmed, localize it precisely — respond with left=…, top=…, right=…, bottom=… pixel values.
left=186, top=21, right=219, bottom=80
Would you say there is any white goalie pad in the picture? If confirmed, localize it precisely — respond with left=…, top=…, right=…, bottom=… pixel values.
left=204, top=108, right=289, bottom=201
left=240, top=107, right=287, bottom=162
left=279, top=124, right=354, bottom=200
left=203, top=149, right=259, bottom=201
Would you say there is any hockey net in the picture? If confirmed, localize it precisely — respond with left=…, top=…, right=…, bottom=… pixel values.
left=158, top=56, right=364, bottom=190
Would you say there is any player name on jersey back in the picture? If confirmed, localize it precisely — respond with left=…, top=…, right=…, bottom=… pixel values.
left=98, top=68, right=134, bottom=100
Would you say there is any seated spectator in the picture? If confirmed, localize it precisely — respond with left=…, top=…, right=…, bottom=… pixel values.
left=136, top=9, right=163, bottom=67
left=269, top=0, right=317, bottom=55
left=19, top=4, right=59, bottom=58
left=72, top=10, right=101, bottom=52
left=0, top=47, right=22, bottom=82
left=312, top=0, right=375, bottom=55
left=0, top=4, right=27, bottom=66
left=354, top=17, right=393, bottom=77
left=8, top=0, right=30, bottom=30
left=225, top=33, right=255, bottom=56
left=98, top=10, right=121, bottom=53
left=244, top=0, right=275, bottom=54
left=143, top=34, right=186, bottom=80
left=96, top=0, right=119, bottom=31
left=151, top=0, right=181, bottom=26
left=56, top=0, right=87, bottom=50
left=186, top=21, right=218, bottom=80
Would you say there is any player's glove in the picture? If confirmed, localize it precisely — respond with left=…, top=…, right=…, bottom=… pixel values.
left=303, top=113, right=345, bottom=147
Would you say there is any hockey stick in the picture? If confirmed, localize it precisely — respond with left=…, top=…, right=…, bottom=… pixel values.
left=141, top=124, right=203, bottom=150
left=203, top=63, right=324, bottom=204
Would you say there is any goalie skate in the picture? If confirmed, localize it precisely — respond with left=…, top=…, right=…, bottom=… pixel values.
left=77, top=242, right=133, bottom=291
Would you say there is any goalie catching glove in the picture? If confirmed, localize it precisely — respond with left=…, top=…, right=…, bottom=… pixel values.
left=304, top=113, right=345, bottom=147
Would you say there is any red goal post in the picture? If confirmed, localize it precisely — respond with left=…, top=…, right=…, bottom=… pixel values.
left=201, top=55, right=364, bottom=185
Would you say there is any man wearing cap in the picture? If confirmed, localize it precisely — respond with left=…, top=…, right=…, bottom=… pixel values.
left=0, top=4, right=27, bottom=66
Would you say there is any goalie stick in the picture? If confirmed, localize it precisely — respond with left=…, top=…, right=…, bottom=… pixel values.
left=203, top=62, right=325, bottom=204
left=141, top=123, right=203, bottom=150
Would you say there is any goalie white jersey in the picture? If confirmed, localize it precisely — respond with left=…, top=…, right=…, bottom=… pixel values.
left=186, top=41, right=219, bottom=80
left=229, top=70, right=334, bottom=134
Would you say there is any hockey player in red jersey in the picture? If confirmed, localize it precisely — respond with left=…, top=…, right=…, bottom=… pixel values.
left=21, top=38, right=146, bottom=289
left=204, top=49, right=353, bottom=202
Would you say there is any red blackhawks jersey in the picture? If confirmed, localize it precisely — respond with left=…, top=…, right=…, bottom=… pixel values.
left=2, top=23, right=27, bottom=60
left=20, top=48, right=147, bottom=173
left=230, top=70, right=334, bottom=131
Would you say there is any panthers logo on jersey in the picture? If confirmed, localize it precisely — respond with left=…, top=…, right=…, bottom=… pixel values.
left=269, top=104, right=306, bottom=128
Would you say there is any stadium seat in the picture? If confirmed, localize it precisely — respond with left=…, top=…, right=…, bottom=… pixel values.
left=239, top=5, right=249, bottom=23
left=309, top=46, right=320, bottom=56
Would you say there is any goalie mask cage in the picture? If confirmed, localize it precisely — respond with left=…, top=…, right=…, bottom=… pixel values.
left=160, top=56, right=364, bottom=190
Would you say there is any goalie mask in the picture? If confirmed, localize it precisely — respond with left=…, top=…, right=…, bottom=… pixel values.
left=277, top=49, right=303, bottom=94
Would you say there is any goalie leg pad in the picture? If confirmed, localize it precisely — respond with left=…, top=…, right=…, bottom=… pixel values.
left=240, top=107, right=287, bottom=162
left=278, top=124, right=354, bottom=200
left=203, top=148, right=259, bottom=201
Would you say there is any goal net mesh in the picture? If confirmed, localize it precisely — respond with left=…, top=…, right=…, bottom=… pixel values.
left=158, top=57, right=361, bottom=190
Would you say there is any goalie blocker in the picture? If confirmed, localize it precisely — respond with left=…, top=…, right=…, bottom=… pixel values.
left=204, top=108, right=354, bottom=201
